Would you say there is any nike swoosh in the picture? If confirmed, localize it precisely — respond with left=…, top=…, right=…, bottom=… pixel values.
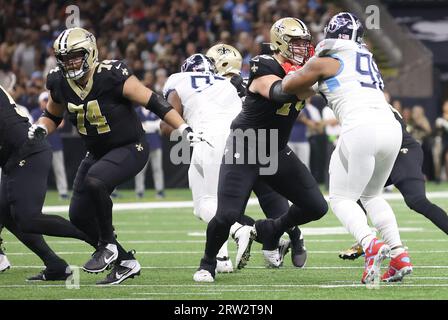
left=115, top=270, right=128, bottom=280
left=115, top=63, right=121, bottom=69
left=104, top=255, right=115, bottom=264
left=286, top=151, right=292, bottom=155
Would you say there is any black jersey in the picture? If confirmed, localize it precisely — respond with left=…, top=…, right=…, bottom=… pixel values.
left=231, top=55, right=304, bottom=149
left=390, top=107, right=419, bottom=149
left=0, top=86, right=48, bottom=169
left=46, top=60, right=144, bottom=158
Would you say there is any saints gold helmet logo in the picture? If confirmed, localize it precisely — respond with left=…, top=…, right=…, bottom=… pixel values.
left=206, top=44, right=242, bottom=77
left=270, top=17, right=312, bottom=66
left=53, top=27, right=98, bottom=80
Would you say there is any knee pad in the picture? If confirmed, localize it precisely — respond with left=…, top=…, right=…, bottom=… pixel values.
left=84, top=176, right=109, bottom=194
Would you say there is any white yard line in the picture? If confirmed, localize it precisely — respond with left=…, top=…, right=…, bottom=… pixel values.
left=40, top=191, right=448, bottom=214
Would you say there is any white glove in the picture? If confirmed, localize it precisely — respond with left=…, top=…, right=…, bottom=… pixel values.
left=28, top=124, right=48, bottom=140
left=178, top=124, right=213, bottom=147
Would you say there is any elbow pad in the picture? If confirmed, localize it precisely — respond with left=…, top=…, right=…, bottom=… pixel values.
left=269, top=80, right=297, bottom=103
left=145, top=93, right=173, bottom=119
left=42, top=109, right=63, bottom=127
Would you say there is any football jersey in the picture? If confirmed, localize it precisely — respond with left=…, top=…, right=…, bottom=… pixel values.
left=163, top=72, right=241, bottom=135
left=231, top=55, right=305, bottom=149
left=0, top=86, right=48, bottom=169
left=46, top=60, right=144, bottom=158
left=315, top=39, right=395, bottom=130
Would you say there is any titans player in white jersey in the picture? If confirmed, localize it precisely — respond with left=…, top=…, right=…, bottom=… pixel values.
left=282, top=12, right=412, bottom=285
left=161, top=54, right=242, bottom=273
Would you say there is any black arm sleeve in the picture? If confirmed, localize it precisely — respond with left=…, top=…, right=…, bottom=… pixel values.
left=145, top=92, right=173, bottom=120
left=269, top=80, right=298, bottom=103
left=42, top=109, right=63, bottom=127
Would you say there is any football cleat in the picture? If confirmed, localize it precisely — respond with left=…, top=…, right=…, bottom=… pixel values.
left=97, top=259, right=141, bottom=285
left=0, top=253, right=11, bottom=272
left=382, top=251, right=413, bottom=282
left=290, top=232, right=307, bottom=268
left=232, top=225, right=256, bottom=270
left=193, top=269, right=215, bottom=283
left=193, top=258, right=216, bottom=282
left=262, top=248, right=283, bottom=268
left=278, top=238, right=291, bottom=262
left=0, top=237, right=11, bottom=272
left=82, top=243, right=118, bottom=273
left=27, top=267, right=72, bottom=281
left=339, top=242, right=364, bottom=260
left=361, top=238, right=391, bottom=286
left=216, top=256, right=233, bottom=273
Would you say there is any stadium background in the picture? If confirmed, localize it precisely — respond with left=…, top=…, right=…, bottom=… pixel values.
left=1, top=0, right=448, bottom=190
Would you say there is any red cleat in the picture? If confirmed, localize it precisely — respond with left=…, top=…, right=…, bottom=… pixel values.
left=361, top=238, right=391, bottom=285
left=382, top=251, right=413, bottom=282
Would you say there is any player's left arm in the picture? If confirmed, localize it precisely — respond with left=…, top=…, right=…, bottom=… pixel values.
left=282, top=57, right=340, bottom=98
left=122, top=75, right=187, bottom=131
left=160, top=90, right=183, bottom=136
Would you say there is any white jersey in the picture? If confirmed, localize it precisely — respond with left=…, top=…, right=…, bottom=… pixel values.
left=163, top=72, right=241, bottom=135
left=315, top=39, right=394, bottom=131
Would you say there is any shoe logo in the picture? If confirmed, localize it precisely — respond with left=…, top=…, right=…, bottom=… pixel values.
left=104, top=255, right=115, bottom=265
left=286, top=151, right=292, bottom=156
left=115, top=269, right=128, bottom=280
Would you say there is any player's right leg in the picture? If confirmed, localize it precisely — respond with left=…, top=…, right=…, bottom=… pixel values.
left=194, top=160, right=258, bottom=282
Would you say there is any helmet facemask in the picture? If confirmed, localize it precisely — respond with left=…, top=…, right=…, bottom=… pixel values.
left=285, top=37, right=313, bottom=66
left=56, top=49, right=90, bottom=80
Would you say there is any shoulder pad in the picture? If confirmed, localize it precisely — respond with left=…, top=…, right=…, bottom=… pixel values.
left=315, top=39, right=359, bottom=57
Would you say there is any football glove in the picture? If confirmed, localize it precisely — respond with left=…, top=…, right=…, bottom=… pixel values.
left=28, top=124, right=48, bottom=140
left=182, top=125, right=213, bottom=148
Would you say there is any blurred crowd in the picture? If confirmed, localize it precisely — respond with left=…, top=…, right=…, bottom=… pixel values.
left=1, top=0, right=448, bottom=183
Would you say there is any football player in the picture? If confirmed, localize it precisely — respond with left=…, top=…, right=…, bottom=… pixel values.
left=206, top=44, right=308, bottom=268
left=0, top=85, right=93, bottom=280
left=282, top=12, right=413, bottom=284
left=339, top=105, right=448, bottom=277
left=28, top=27, right=202, bottom=285
left=193, top=18, right=328, bottom=282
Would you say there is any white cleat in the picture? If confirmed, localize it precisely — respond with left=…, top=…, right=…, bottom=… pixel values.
left=278, top=238, right=291, bottom=262
left=193, top=269, right=215, bottom=283
left=0, top=254, right=11, bottom=272
left=262, top=249, right=283, bottom=268
left=232, top=226, right=256, bottom=270
left=216, top=257, right=233, bottom=273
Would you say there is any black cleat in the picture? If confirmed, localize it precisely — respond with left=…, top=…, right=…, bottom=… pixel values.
left=82, top=243, right=118, bottom=273
left=27, top=267, right=72, bottom=281
left=290, top=232, right=307, bottom=268
left=339, top=243, right=364, bottom=260
left=97, top=259, right=141, bottom=285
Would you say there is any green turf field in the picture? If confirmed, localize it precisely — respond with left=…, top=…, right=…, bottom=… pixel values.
left=1, top=183, right=447, bottom=300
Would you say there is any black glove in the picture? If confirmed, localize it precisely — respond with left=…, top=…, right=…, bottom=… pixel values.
left=230, top=74, right=247, bottom=98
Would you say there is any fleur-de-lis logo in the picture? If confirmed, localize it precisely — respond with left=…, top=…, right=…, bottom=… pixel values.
left=217, top=46, right=231, bottom=56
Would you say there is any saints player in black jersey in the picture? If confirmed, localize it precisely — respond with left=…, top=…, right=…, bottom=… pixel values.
left=194, top=18, right=328, bottom=282
left=0, top=85, right=95, bottom=281
left=339, top=108, right=448, bottom=266
left=28, top=27, right=203, bottom=285
left=206, top=43, right=307, bottom=268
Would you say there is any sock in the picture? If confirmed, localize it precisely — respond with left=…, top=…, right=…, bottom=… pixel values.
left=390, top=246, right=405, bottom=258
left=362, top=196, right=403, bottom=249
left=204, top=217, right=231, bottom=260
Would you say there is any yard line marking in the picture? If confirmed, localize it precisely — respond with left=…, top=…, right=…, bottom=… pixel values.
left=2, top=283, right=448, bottom=289
left=6, top=250, right=448, bottom=256
left=39, top=191, right=448, bottom=213
left=8, top=265, right=448, bottom=270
